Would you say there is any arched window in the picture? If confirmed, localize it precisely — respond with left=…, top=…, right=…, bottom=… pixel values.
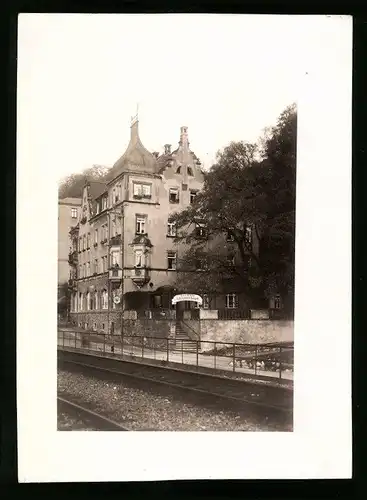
left=79, top=292, right=83, bottom=311
left=94, top=291, right=99, bottom=310
left=86, top=292, right=91, bottom=311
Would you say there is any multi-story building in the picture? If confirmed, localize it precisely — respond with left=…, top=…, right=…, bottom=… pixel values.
left=58, top=197, right=82, bottom=318
left=68, top=116, right=205, bottom=334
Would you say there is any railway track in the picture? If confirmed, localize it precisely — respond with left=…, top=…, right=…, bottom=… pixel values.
left=57, top=396, right=131, bottom=431
left=58, top=349, right=293, bottom=425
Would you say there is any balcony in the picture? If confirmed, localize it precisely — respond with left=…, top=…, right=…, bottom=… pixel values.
left=131, top=267, right=150, bottom=286
left=109, top=234, right=122, bottom=246
left=109, top=266, right=122, bottom=282
left=68, top=250, right=78, bottom=266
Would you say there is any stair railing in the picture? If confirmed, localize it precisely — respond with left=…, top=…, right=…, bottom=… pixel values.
left=180, top=319, right=200, bottom=341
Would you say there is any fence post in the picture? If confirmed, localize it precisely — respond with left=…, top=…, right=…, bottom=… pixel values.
left=196, top=340, right=199, bottom=371
left=166, top=337, right=169, bottom=363
left=142, top=336, right=144, bottom=359
left=214, top=342, right=217, bottom=372
left=63, top=330, right=65, bottom=348
left=233, top=343, right=236, bottom=373
left=75, top=332, right=77, bottom=349
left=103, top=334, right=106, bottom=354
left=181, top=340, right=183, bottom=365
left=255, top=345, right=258, bottom=376
left=279, top=346, right=282, bottom=379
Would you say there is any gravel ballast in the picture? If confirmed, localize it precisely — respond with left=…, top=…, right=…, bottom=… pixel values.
left=58, top=409, right=98, bottom=431
left=58, top=370, right=290, bottom=431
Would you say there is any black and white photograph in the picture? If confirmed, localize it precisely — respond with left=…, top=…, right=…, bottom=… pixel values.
left=17, top=13, right=351, bottom=481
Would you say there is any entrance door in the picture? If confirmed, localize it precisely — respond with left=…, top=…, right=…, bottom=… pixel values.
left=175, top=300, right=185, bottom=320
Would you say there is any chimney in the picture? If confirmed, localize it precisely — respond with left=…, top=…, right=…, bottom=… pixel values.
left=179, top=126, right=189, bottom=148
left=164, top=144, right=171, bottom=155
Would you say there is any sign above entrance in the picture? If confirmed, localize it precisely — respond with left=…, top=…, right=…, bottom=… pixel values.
left=172, top=294, right=203, bottom=305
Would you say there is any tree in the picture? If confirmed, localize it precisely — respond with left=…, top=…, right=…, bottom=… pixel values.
left=171, top=104, right=297, bottom=312
left=58, top=164, right=110, bottom=199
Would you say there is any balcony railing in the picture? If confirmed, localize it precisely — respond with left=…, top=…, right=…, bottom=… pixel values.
left=218, top=309, right=250, bottom=320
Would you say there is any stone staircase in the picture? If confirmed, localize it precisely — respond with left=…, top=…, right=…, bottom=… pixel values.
left=168, top=321, right=199, bottom=353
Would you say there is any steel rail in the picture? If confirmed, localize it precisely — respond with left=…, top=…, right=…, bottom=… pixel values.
left=57, top=396, right=131, bottom=431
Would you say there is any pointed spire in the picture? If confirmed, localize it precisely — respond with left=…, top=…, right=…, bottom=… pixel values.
left=130, top=103, right=139, bottom=143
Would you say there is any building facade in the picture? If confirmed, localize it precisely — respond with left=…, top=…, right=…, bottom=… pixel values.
left=58, top=197, right=82, bottom=287
left=68, top=117, right=206, bottom=334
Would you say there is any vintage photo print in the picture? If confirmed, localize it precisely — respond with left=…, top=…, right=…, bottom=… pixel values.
left=17, top=14, right=352, bottom=481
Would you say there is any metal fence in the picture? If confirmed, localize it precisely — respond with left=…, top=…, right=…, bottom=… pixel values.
left=58, top=329, right=294, bottom=381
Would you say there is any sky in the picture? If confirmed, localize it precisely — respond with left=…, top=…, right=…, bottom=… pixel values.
left=18, top=14, right=312, bottom=179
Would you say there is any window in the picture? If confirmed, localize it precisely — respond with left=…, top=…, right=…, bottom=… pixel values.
left=190, top=190, right=197, bottom=204
left=100, top=224, right=107, bottom=242
left=203, top=294, right=210, bottom=309
left=94, top=292, right=99, bottom=310
left=133, top=183, right=151, bottom=199
left=79, top=293, right=83, bottom=311
left=274, top=295, right=282, bottom=309
left=153, top=295, right=162, bottom=308
left=102, top=290, right=108, bottom=309
left=195, top=257, right=207, bottom=270
left=94, top=258, right=98, bottom=274
left=176, top=166, right=181, bottom=174
left=167, top=221, right=176, bottom=237
left=71, top=208, right=78, bottom=218
left=111, top=251, right=119, bottom=267
left=187, top=167, right=193, bottom=176
left=94, top=229, right=98, bottom=244
left=225, top=293, right=238, bottom=309
left=169, top=188, right=179, bottom=203
left=102, top=256, right=108, bottom=272
left=102, top=197, right=107, bottom=210
left=226, top=231, right=235, bottom=242
left=93, top=322, right=97, bottom=331
left=195, top=222, right=207, bottom=238
left=87, top=233, right=91, bottom=248
left=136, top=215, right=146, bottom=234
left=83, top=264, right=86, bottom=277
left=86, top=262, right=90, bottom=276
left=78, top=237, right=82, bottom=251
left=86, top=292, right=91, bottom=311
left=167, top=251, right=177, bottom=270
left=116, top=184, right=121, bottom=202
left=134, top=250, right=144, bottom=268
left=79, top=265, right=82, bottom=278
